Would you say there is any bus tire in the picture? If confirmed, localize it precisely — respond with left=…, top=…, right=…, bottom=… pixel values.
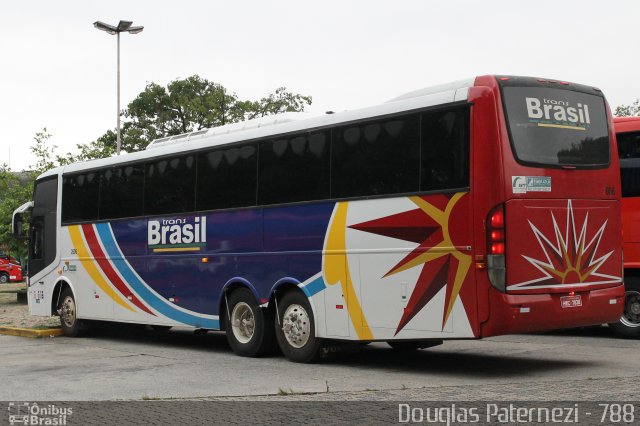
left=0, top=273, right=8, bottom=284
left=225, top=287, right=275, bottom=357
left=58, top=287, right=82, bottom=337
left=609, top=279, right=640, bottom=338
left=275, top=291, right=322, bottom=363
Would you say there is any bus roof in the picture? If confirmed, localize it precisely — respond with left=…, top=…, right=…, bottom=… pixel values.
left=614, top=116, right=640, bottom=133
left=43, top=77, right=475, bottom=179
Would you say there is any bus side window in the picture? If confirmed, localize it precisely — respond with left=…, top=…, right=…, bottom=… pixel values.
left=420, top=107, right=470, bottom=192
left=145, top=155, right=196, bottom=215
left=618, top=132, right=640, bottom=197
left=331, top=113, right=420, bottom=198
left=62, top=172, right=99, bottom=222
left=196, top=144, right=258, bottom=211
left=258, top=131, right=330, bottom=205
left=100, top=165, right=144, bottom=219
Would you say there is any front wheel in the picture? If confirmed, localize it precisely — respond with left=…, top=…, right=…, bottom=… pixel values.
left=609, top=279, right=640, bottom=338
left=58, top=287, right=82, bottom=337
left=225, top=288, right=275, bottom=357
left=0, top=273, right=8, bottom=284
left=275, top=291, right=322, bottom=363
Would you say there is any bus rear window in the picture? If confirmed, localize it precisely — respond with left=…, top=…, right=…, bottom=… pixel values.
left=502, top=87, right=610, bottom=167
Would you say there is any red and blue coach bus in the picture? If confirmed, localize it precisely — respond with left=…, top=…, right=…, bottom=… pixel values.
left=13, top=76, right=625, bottom=362
left=613, top=116, right=640, bottom=337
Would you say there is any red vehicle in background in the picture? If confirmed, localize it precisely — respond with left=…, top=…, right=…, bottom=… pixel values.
left=0, top=254, right=23, bottom=283
left=614, top=116, right=640, bottom=337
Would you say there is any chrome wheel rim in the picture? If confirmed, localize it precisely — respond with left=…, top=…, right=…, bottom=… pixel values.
left=61, top=296, right=76, bottom=328
left=620, top=290, right=640, bottom=328
left=231, top=302, right=255, bottom=344
left=282, top=304, right=310, bottom=348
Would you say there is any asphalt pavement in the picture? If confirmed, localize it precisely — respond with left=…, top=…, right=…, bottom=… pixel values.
left=0, top=325, right=636, bottom=402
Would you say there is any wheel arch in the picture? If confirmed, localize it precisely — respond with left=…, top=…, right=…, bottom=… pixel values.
left=269, top=278, right=320, bottom=337
left=50, top=278, right=75, bottom=317
left=218, top=277, right=259, bottom=331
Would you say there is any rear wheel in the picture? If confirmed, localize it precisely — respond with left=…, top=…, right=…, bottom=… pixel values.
left=58, top=287, right=82, bottom=337
left=0, top=273, right=8, bottom=284
left=225, top=288, right=275, bottom=357
left=275, top=291, right=322, bottom=363
left=610, top=279, right=640, bottom=338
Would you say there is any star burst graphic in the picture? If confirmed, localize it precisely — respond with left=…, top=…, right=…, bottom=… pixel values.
left=350, top=193, right=471, bottom=334
left=511, top=200, right=618, bottom=290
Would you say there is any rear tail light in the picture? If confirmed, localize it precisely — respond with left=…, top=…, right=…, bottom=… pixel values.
left=488, top=205, right=505, bottom=255
left=486, top=204, right=506, bottom=292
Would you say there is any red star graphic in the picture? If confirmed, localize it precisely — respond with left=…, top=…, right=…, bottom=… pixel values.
left=350, top=194, right=470, bottom=334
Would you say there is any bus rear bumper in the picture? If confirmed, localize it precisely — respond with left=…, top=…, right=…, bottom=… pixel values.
left=480, top=285, right=625, bottom=337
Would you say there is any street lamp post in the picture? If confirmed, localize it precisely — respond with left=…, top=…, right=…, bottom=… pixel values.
left=93, top=20, right=144, bottom=155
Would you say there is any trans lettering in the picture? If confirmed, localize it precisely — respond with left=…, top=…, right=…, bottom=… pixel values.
left=148, top=216, right=207, bottom=246
left=525, top=97, right=590, bottom=125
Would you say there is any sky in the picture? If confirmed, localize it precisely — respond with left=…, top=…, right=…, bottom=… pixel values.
left=2, top=0, right=639, bottom=171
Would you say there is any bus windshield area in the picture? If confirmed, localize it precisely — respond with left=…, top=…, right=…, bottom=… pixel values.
left=618, top=131, right=640, bottom=197
left=502, top=87, right=610, bottom=168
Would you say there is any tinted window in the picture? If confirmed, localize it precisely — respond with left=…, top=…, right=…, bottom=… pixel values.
left=31, top=177, right=58, bottom=274
left=145, top=155, right=195, bottom=215
left=618, top=131, right=640, bottom=197
left=62, top=172, right=99, bottom=222
left=503, top=87, right=610, bottom=167
left=30, top=221, right=43, bottom=260
left=33, top=177, right=59, bottom=217
left=331, top=114, right=420, bottom=198
left=197, top=144, right=257, bottom=210
left=100, top=164, right=145, bottom=219
left=259, top=131, right=330, bottom=204
left=421, top=108, right=470, bottom=191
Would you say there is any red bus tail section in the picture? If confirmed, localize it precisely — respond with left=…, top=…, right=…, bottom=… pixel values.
left=480, top=199, right=625, bottom=337
left=505, top=198, right=622, bottom=294
left=481, top=286, right=624, bottom=336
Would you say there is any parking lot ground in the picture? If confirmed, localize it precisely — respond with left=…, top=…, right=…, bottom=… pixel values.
left=0, top=325, right=637, bottom=401
left=0, top=284, right=59, bottom=329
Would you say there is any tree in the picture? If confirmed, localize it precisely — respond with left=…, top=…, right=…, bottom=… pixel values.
left=71, top=76, right=312, bottom=161
left=30, top=128, right=59, bottom=172
left=615, top=99, right=640, bottom=117
left=0, top=165, right=32, bottom=261
left=0, top=129, right=62, bottom=261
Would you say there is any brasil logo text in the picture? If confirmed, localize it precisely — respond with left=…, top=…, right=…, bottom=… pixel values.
left=148, top=216, right=207, bottom=252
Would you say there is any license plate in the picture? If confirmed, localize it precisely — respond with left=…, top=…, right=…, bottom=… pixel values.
left=561, top=295, right=582, bottom=308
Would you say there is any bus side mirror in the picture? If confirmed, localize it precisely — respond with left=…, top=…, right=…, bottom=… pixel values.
left=12, top=215, right=24, bottom=238
left=12, top=201, right=33, bottom=239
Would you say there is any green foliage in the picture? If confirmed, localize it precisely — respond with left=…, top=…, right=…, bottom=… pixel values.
left=0, top=166, right=32, bottom=261
left=244, top=87, right=313, bottom=120
left=0, top=78, right=312, bottom=259
left=30, top=128, right=59, bottom=173
left=0, top=129, right=61, bottom=260
left=74, top=75, right=312, bottom=161
left=615, top=99, right=640, bottom=117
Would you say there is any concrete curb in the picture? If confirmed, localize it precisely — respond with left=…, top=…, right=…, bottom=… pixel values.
left=0, top=326, right=63, bottom=338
